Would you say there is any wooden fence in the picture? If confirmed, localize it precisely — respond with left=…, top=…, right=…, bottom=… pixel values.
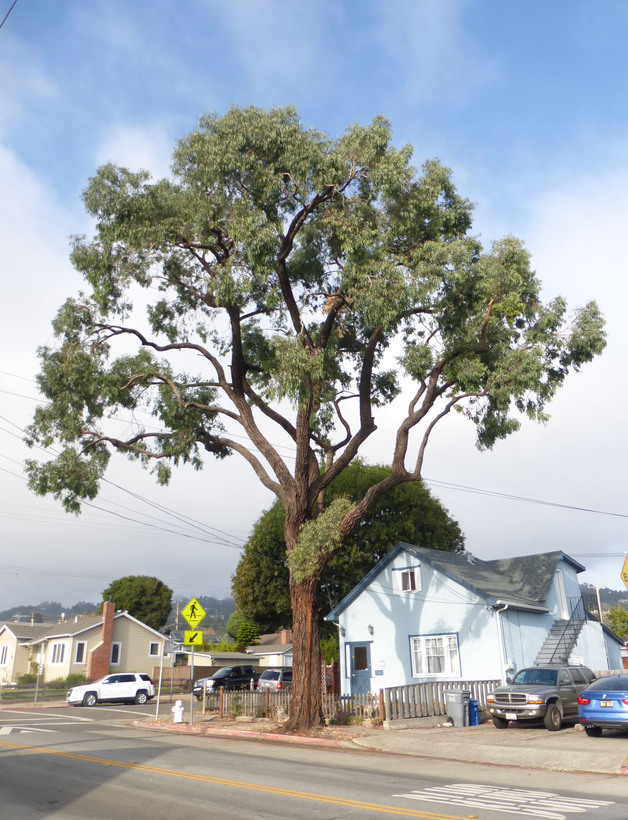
left=195, top=689, right=381, bottom=721
left=383, top=679, right=500, bottom=722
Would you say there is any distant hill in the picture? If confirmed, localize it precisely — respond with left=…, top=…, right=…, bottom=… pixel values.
left=0, top=596, right=236, bottom=632
left=581, top=584, right=628, bottom=608
left=0, top=601, right=99, bottom=623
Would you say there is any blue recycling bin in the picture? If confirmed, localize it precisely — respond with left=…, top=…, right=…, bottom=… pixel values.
left=469, top=699, right=479, bottom=726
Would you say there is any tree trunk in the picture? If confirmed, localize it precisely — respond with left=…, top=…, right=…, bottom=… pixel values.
left=285, top=575, right=324, bottom=731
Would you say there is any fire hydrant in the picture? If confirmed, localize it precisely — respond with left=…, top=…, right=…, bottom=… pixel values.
left=172, top=699, right=184, bottom=724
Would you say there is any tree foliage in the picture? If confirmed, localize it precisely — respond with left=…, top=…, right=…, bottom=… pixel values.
left=102, top=575, right=172, bottom=631
left=25, top=106, right=606, bottom=729
left=604, top=604, right=628, bottom=640
left=232, top=461, right=464, bottom=633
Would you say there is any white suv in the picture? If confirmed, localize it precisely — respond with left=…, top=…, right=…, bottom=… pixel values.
left=67, top=673, right=155, bottom=707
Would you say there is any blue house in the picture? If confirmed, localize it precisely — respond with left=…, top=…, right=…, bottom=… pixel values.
left=325, top=543, right=624, bottom=695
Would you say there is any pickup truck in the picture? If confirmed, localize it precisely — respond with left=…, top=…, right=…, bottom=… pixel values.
left=486, top=664, right=596, bottom=730
left=193, top=665, right=259, bottom=699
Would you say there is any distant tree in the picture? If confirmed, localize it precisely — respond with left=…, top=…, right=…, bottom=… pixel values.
left=235, top=622, right=259, bottom=648
left=320, top=635, right=339, bottom=664
left=226, top=610, right=246, bottom=640
left=232, top=462, right=464, bottom=633
left=604, top=605, right=628, bottom=640
left=102, top=575, right=172, bottom=631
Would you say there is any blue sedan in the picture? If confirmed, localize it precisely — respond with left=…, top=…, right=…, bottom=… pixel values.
left=577, top=673, right=628, bottom=737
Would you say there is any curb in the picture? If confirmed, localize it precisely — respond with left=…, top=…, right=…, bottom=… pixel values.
left=140, top=721, right=344, bottom=748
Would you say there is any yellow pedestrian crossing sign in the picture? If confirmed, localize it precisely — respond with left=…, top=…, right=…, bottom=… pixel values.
left=181, top=598, right=206, bottom=629
left=621, top=554, right=628, bottom=591
left=184, top=630, right=203, bottom=646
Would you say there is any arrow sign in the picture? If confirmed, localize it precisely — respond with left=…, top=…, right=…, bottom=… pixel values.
left=621, top=554, right=628, bottom=591
left=181, top=598, right=206, bottom=629
left=184, top=630, right=203, bottom=646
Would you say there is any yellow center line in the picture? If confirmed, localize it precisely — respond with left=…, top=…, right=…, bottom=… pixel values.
left=0, top=740, right=466, bottom=819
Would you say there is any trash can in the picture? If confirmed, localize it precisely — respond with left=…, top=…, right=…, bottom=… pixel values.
left=445, top=690, right=470, bottom=726
left=468, top=699, right=479, bottom=726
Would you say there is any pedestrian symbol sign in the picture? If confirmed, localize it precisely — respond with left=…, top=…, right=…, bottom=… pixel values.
left=182, top=598, right=206, bottom=629
left=184, top=630, right=203, bottom=646
left=622, top=554, right=628, bottom=591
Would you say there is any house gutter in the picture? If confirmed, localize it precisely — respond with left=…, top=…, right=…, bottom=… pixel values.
left=493, top=602, right=509, bottom=685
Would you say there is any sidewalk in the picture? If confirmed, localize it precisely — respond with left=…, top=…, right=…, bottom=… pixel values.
left=143, top=715, right=628, bottom=777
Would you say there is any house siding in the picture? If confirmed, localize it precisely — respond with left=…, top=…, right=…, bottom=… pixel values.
left=337, top=553, right=503, bottom=694
left=572, top=620, right=623, bottom=671
left=109, top=617, right=162, bottom=672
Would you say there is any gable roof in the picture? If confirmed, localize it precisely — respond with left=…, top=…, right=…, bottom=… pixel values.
left=326, top=542, right=586, bottom=621
left=2, top=611, right=165, bottom=647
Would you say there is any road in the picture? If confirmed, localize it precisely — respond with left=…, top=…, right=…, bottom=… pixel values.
left=0, top=705, right=626, bottom=820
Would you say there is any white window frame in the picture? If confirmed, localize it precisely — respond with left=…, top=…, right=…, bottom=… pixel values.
left=74, top=641, right=87, bottom=665
left=110, top=642, right=122, bottom=666
left=51, top=643, right=65, bottom=665
left=392, top=566, right=421, bottom=595
left=410, top=633, right=460, bottom=678
left=149, top=642, right=160, bottom=658
left=0, top=645, right=8, bottom=666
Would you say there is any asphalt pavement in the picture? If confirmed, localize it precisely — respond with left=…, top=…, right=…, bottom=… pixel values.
left=144, top=714, right=628, bottom=777
left=7, top=699, right=628, bottom=776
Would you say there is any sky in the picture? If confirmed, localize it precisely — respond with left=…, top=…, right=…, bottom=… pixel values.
left=1, top=0, right=628, bottom=611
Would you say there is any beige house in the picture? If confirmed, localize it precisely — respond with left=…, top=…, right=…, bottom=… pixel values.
left=0, top=602, right=165, bottom=684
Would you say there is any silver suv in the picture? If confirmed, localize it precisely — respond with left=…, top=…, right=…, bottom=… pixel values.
left=257, top=668, right=292, bottom=691
left=67, top=673, right=155, bottom=706
left=487, top=664, right=595, bottom=730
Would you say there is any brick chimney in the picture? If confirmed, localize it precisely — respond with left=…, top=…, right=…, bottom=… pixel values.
left=280, top=629, right=292, bottom=645
left=86, top=601, right=116, bottom=681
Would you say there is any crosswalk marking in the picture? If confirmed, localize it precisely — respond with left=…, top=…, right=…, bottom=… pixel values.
left=394, top=784, right=614, bottom=819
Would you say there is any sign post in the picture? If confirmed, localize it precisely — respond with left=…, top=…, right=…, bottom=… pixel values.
left=181, top=598, right=206, bottom=725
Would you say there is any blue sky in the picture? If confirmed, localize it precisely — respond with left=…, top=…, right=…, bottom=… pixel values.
left=1, top=0, right=628, bottom=610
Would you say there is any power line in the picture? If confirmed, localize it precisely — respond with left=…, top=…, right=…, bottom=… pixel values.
left=0, top=0, right=18, bottom=32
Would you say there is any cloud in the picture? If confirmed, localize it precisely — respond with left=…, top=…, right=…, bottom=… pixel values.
left=94, top=123, right=175, bottom=179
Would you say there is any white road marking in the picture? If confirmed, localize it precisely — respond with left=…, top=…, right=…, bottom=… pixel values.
left=0, top=726, right=56, bottom=734
left=394, top=784, right=614, bottom=819
left=0, top=710, right=92, bottom=722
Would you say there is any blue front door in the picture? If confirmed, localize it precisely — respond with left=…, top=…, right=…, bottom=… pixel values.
left=349, top=643, right=371, bottom=695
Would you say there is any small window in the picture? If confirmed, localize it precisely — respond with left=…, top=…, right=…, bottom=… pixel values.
left=119, top=674, right=135, bottom=683
left=51, top=643, right=65, bottom=665
left=74, top=642, right=86, bottom=665
left=149, top=642, right=160, bottom=657
left=393, top=566, right=420, bottom=595
left=110, top=643, right=121, bottom=665
left=0, top=645, right=8, bottom=666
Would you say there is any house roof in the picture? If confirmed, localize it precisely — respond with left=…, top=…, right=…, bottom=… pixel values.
left=326, top=542, right=586, bottom=621
left=2, top=611, right=165, bottom=646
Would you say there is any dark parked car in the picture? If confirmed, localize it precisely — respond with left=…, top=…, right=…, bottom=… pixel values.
left=578, top=673, right=628, bottom=736
left=257, top=668, right=292, bottom=691
left=486, top=664, right=596, bottom=730
left=193, top=665, right=259, bottom=699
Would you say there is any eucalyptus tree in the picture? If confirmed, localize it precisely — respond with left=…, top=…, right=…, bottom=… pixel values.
left=232, top=461, right=464, bottom=633
left=26, top=106, right=605, bottom=730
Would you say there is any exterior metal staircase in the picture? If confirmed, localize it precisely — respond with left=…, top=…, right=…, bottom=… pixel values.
left=534, top=594, right=598, bottom=665
left=535, top=619, right=584, bottom=664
